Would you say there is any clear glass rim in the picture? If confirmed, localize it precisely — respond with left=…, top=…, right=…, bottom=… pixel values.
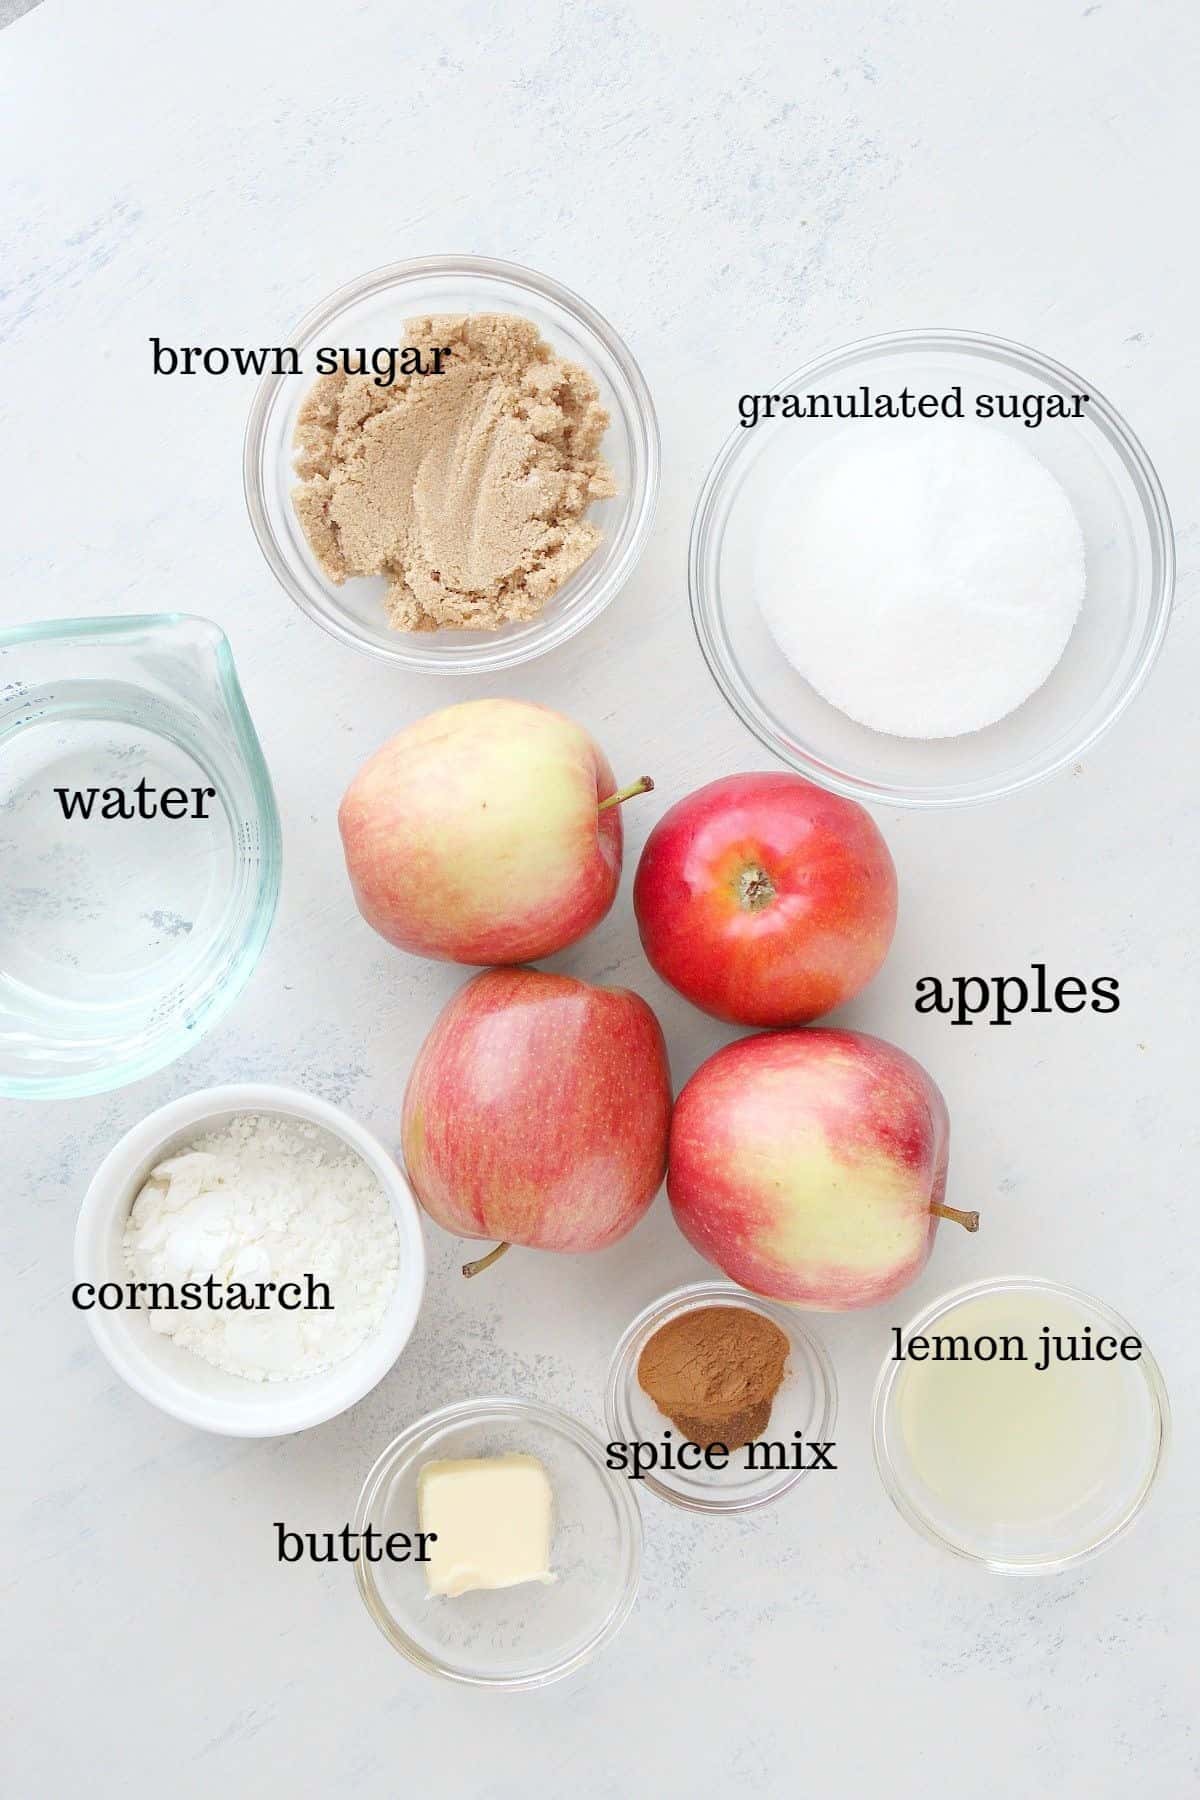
left=0, top=613, right=281, bottom=1099
left=352, top=1394, right=643, bottom=1689
left=689, top=327, right=1176, bottom=809
left=871, top=1274, right=1171, bottom=1575
left=604, top=1279, right=838, bottom=1514
left=243, top=253, right=660, bottom=673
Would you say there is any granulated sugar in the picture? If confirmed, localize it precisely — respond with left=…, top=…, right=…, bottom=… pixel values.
left=757, top=426, right=1086, bottom=739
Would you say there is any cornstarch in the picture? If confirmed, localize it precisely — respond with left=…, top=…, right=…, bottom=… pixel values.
left=123, top=1112, right=399, bottom=1381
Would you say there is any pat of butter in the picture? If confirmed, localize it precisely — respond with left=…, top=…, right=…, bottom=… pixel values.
left=417, top=1453, right=555, bottom=1598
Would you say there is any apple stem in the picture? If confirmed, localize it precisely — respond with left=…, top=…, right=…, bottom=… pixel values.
left=931, top=1203, right=980, bottom=1233
left=462, top=1241, right=511, bottom=1278
left=598, top=776, right=654, bottom=814
left=737, top=864, right=777, bottom=911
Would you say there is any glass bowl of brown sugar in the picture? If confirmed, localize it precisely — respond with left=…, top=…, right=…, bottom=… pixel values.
left=244, top=254, right=659, bottom=674
left=604, top=1281, right=838, bottom=1513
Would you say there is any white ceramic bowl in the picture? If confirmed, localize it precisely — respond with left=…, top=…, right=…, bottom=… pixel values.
left=74, top=1083, right=426, bottom=1437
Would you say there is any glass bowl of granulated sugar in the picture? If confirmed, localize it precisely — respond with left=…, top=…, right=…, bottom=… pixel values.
left=690, top=330, right=1174, bottom=808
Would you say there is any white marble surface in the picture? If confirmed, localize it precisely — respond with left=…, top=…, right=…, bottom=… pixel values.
left=3, top=2, right=1197, bottom=1794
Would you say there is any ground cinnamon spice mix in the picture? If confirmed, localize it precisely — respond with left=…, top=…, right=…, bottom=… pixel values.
left=637, top=1305, right=790, bottom=1450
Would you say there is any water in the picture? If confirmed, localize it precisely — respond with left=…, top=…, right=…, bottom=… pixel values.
left=0, top=697, right=235, bottom=1074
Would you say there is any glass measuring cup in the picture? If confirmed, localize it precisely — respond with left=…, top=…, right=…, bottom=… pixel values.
left=0, top=615, right=281, bottom=1098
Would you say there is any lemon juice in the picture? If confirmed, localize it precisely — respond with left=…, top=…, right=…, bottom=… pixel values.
left=878, top=1280, right=1167, bottom=1568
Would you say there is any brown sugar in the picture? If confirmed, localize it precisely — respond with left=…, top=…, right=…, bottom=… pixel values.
left=291, top=312, right=614, bottom=633
left=637, top=1305, right=790, bottom=1451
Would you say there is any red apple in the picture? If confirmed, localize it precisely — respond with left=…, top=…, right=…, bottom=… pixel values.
left=633, top=772, right=897, bottom=1026
left=402, top=966, right=672, bottom=1274
left=668, top=1028, right=975, bottom=1309
left=340, top=698, right=652, bottom=965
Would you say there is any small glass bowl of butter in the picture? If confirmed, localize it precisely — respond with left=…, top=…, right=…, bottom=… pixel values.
left=353, top=1396, right=641, bottom=1688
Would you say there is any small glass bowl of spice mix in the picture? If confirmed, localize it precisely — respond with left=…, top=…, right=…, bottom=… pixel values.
left=605, top=1282, right=837, bottom=1513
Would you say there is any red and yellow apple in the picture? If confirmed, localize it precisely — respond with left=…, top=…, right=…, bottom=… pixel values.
left=402, top=966, right=672, bottom=1274
left=668, top=1028, right=975, bottom=1309
left=633, top=772, right=897, bottom=1027
left=340, top=698, right=651, bottom=965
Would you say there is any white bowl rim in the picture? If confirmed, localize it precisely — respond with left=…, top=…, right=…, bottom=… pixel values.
left=73, top=1082, right=426, bottom=1437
